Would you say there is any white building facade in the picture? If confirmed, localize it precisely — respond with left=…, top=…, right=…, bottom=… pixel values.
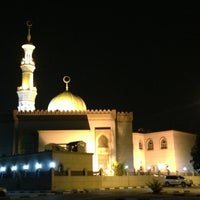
left=133, top=130, right=196, bottom=175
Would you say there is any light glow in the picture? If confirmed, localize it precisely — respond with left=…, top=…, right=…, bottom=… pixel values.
left=11, top=165, right=17, bottom=171
left=0, top=166, right=6, bottom=172
left=49, top=161, right=56, bottom=168
left=157, top=163, right=166, bottom=170
left=147, top=166, right=151, bottom=170
left=35, top=162, right=42, bottom=169
left=183, top=167, right=187, bottom=171
left=23, top=164, right=29, bottom=170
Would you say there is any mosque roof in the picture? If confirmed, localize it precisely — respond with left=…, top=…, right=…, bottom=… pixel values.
left=47, top=76, right=87, bottom=112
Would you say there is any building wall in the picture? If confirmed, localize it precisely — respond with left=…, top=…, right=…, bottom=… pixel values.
left=52, top=151, right=93, bottom=173
left=38, top=130, right=94, bottom=153
left=144, top=130, right=177, bottom=173
left=1, top=109, right=197, bottom=185
left=116, top=112, right=133, bottom=171
left=173, top=130, right=196, bottom=173
left=95, top=128, right=113, bottom=173
left=133, top=130, right=196, bottom=174
left=87, top=109, right=117, bottom=172
left=132, top=133, right=146, bottom=172
left=10, top=109, right=133, bottom=175
left=38, top=110, right=117, bottom=173
left=0, top=150, right=93, bottom=190
left=52, top=175, right=200, bottom=190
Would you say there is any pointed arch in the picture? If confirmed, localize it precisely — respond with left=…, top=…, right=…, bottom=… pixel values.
left=147, top=139, right=154, bottom=150
left=98, top=135, right=108, bottom=148
left=160, top=137, right=167, bottom=149
left=139, top=139, right=143, bottom=150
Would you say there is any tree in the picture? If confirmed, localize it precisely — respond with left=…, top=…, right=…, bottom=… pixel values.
left=190, top=134, right=200, bottom=173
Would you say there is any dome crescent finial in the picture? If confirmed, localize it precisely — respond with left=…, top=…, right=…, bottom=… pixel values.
left=63, top=76, right=70, bottom=91
left=26, top=20, right=32, bottom=43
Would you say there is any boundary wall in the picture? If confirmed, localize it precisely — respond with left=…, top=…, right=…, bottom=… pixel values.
left=52, top=175, right=200, bottom=191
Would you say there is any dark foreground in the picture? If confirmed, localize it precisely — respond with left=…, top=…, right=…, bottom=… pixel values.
left=3, top=186, right=200, bottom=200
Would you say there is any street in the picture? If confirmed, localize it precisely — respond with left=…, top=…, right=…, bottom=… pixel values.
left=6, top=186, right=200, bottom=200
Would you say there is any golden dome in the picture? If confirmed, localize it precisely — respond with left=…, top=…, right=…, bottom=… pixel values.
left=47, top=76, right=87, bottom=112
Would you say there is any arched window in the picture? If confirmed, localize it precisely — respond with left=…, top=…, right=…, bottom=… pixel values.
left=147, top=139, right=154, bottom=150
left=160, top=137, right=167, bottom=149
left=139, top=140, right=143, bottom=149
left=98, top=135, right=108, bottom=148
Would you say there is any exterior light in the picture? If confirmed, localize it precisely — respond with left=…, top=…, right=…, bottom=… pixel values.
left=147, top=166, right=151, bottom=170
left=99, top=164, right=103, bottom=168
left=11, top=165, right=17, bottom=171
left=183, top=167, right=187, bottom=171
left=35, top=162, right=42, bottom=170
left=0, top=166, right=6, bottom=172
left=23, top=164, right=29, bottom=170
left=183, top=166, right=187, bottom=175
left=49, top=161, right=56, bottom=169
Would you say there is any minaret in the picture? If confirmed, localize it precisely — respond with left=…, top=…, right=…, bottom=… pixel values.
left=17, top=21, right=37, bottom=111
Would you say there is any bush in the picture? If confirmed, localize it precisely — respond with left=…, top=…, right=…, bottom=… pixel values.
left=112, top=161, right=125, bottom=176
left=146, top=178, right=163, bottom=194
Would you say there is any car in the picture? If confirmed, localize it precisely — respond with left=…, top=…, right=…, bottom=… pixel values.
left=163, top=175, right=193, bottom=187
left=0, top=186, right=7, bottom=197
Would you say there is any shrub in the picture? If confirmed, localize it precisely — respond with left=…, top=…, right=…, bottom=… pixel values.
left=112, top=161, right=125, bottom=176
left=146, top=178, right=163, bottom=194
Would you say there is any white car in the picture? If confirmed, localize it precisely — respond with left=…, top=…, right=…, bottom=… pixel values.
left=163, top=175, right=193, bottom=187
left=0, top=186, right=7, bottom=197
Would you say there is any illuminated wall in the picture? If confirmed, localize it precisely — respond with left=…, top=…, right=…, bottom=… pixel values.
left=133, top=130, right=196, bottom=174
left=13, top=109, right=133, bottom=174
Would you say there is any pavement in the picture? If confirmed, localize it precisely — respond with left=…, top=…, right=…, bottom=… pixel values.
left=3, top=186, right=200, bottom=199
left=5, top=190, right=56, bottom=199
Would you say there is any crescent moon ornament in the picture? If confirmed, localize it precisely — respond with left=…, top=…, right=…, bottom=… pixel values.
left=26, top=20, right=32, bottom=27
left=63, top=76, right=70, bottom=91
left=26, top=20, right=32, bottom=42
left=63, top=76, right=70, bottom=84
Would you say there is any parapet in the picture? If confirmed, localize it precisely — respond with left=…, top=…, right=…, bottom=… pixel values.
left=117, top=111, right=133, bottom=122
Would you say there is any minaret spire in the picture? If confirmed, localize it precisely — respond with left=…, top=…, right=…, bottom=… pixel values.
left=17, top=21, right=37, bottom=111
left=26, top=20, right=32, bottom=43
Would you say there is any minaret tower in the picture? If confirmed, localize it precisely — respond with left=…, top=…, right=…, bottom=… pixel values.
left=17, top=21, right=37, bottom=111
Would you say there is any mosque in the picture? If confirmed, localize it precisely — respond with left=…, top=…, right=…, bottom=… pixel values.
left=0, top=22, right=197, bottom=183
left=0, top=21, right=133, bottom=176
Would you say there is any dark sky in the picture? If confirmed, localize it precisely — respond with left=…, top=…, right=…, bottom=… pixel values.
left=1, top=4, right=200, bottom=133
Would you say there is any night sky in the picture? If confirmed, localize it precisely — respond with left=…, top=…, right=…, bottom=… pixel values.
left=1, top=4, right=200, bottom=133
